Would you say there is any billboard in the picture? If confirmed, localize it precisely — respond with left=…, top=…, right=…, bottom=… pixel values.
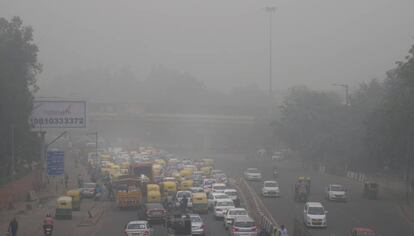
left=30, top=100, right=86, bottom=129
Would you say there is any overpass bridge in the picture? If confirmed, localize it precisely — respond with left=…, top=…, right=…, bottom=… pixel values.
left=86, top=102, right=268, bottom=151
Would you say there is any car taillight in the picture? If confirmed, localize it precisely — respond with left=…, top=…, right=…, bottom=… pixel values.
left=124, top=230, right=128, bottom=236
left=143, top=230, right=150, bottom=236
left=201, top=224, right=206, bottom=229
left=252, top=226, right=257, bottom=232
left=232, top=226, right=239, bottom=232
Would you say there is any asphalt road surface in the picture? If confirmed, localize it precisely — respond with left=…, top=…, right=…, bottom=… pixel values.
left=91, top=199, right=233, bottom=236
left=213, top=154, right=414, bottom=236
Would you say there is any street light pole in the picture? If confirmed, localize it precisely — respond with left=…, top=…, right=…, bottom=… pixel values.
left=332, top=83, right=350, bottom=106
left=11, top=125, right=15, bottom=177
left=265, top=6, right=276, bottom=97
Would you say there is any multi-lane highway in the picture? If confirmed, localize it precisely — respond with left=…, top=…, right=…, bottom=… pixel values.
left=214, top=154, right=414, bottom=236
left=46, top=153, right=414, bottom=236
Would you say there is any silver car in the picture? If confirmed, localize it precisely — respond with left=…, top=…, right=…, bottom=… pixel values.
left=189, top=214, right=205, bottom=235
left=229, top=216, right=257, bottom=236
left=124, top=220, right=153, bottom=236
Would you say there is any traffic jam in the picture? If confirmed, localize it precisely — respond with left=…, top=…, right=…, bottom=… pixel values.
left=84, top=147, right=260, bottom=236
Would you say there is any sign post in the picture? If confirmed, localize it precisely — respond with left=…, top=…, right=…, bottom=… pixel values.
left=47, top=150, right=65, bottom=176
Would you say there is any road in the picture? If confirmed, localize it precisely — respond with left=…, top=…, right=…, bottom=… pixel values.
left=46, top=153, right=414, bottom=236
left=92, top=201, right=232, bottom=236
left=213, top=154, right=414, bottom=236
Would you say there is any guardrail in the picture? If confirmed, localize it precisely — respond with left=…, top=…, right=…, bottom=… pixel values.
left=232, top=177, right=278, bottom=235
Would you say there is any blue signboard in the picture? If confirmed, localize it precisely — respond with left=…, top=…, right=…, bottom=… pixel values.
left=47, top=150, right=64, bottom=176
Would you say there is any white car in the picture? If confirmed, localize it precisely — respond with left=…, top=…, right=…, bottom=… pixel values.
left=244, top=168, right=262, bottom=181
left=325, top=184, right=347, bottom=201
left=214, top=199, right=235, bottom=219
left=223, top=189, right=239, bottom=202
left=224, top=208, right=249, bottom=229
left=124, top=220, right=153, bottom=236
left=208, top=192, right=231, bottom=209
left=303, top=202, right=328, bottom=228
left=212, top=183, right=227, bottom=193
left=175, top=191, right=193, bottom=208
left=261, top=180, right=280, bottom=197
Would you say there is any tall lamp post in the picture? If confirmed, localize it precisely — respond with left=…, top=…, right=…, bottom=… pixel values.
left=265, top=6, right=276, bottom=97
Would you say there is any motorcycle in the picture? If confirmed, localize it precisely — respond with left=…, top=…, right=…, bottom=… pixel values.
left=273, top=169, right=278, bottom=178
left=43, top=225, right=53, bottom=236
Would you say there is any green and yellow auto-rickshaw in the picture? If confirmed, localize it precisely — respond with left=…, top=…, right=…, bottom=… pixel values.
left=55, top=196, right=72, bottom=219
left=192, top=192, right=208, bottom=213
left=65, top=189, right=81, bottom=211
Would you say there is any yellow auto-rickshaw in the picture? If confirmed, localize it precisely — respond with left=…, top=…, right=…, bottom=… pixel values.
left=180, top=180, right=193, bottom=191
left=65, top=189, right=81, bottom=211
left=192, top=192, right=208, bottom=213
left=147, top=184, right=160, bottom=193
left=201, top=166, right=212, bottom=176
left=147, top=190, right=161, bottom=203
left=55, top=196, right=72, bottom=219
left=163, top=181, right=177, bottom=193
left=180, top=169, right=192, bottom=178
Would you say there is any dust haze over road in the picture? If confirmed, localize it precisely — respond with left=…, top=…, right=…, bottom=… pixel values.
left=2, top=1, right=414, bottom=236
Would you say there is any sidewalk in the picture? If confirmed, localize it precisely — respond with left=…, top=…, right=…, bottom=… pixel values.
left=0, top=147, right=90, bottom=235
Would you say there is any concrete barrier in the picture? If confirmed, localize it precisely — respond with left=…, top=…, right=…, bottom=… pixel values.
left=233, top=177, right=278, bottom=234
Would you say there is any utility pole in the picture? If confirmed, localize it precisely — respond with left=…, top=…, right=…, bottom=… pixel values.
left=11, top=125, right=15, bottom=177
left=265, top=6, right=276, bottom=97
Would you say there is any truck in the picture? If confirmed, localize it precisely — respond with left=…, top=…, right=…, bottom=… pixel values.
left=112, top=177, right=142, bottom=209
left=129, top=162, right=153, bottom=181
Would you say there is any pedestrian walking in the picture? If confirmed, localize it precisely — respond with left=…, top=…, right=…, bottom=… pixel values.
left=276, top=225, right=288, bottom=236
left=8, top=217, right=18, bottom=236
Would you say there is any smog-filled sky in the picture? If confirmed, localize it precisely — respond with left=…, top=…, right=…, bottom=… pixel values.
left=1, top=0, right=414, bottom=93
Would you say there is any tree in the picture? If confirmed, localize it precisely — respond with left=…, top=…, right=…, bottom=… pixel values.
left=0, top=17, right=41, bottom=177
left=275, top=86, right=346, bottom=165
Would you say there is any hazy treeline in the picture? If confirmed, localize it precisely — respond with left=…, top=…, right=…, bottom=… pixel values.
left=274, top=45, right=414, bottom=175
left=0, top=17, right=41, bottom=178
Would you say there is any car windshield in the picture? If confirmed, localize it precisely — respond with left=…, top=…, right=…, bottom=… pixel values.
left=215, top=194, right=228, bottom=199
left=213, top=185, right=226, bottom=190
left=264, top=182, right=278, bottom=187
left=190, top=216, right=202, bottom=223
left=247, top=169, right=259, bottom=173
left=308, top=207, right=325, bottom=215
left=83, top=183, right=96, bottom=188
left=225, top=191, right=237, bottom=196
left=234, top=221, right=255, bottom=228
left=331, top=185, right=344, bottom=191
left=205, top=179, right=216, bottom=185
left=127, top=223, right=147, bottom=229
left=230, top=210, right=247, bottom=216
left=217, top=201, right=234, bottom=206
left=177, top=192, right=191, bottom=198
